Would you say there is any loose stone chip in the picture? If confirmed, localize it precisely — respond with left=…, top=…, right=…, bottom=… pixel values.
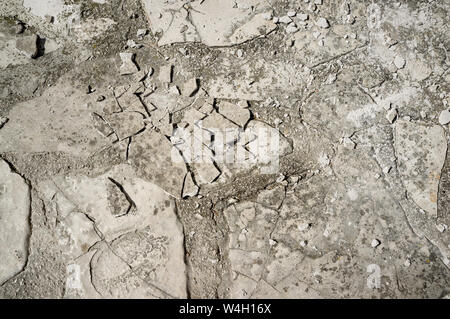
left=137, top=28, right=147, bottom=37
left=342, top=137, right=356, bottom=149
left=436, top=223, right=448, bottom=233
left=15, top=34, right=39, bottom=58
left=182, top=172, right=199, bottom=198
left=104, top=111, right=145, bottom=140
left=194, top=156, right=221, bottom=185
left=438, top=109, right=450, bottom=125
left=217, top=101, right=251, bottom=127
left=159, top=64, right=173, bottom=83
left=279, top=16, right=292, bottom=24
left=0, top=160, right=31, bottom=285
left=371, top=239, right=381, bottom=248
left=0, top=117, right=8, bottom=129
left=286, top=24, right=299, bottom=34
left=114, top=85, right=130, bottom=98
left=201, top=111, right=240, bottom=145
left=119, top=52, right=138, bottom=75
left=107, top=179, right=134, bottom=217
left=133, top=69, right=147, bottom=82
left=129, top=129, right=188, bottom=198
left=404, top=259, right=411, bottom=267
left=182, top=78, right=199, bottom=97
left=91, top=113, right=114, bottom=137
left=386, top=108, right=397, bottom=123
left=394, top=120, right=447, bottom=217
left=394, top=55, right=406, bottom=69
left=298, top=13, right=309, bottom=21
left=116, top=91, right=147, bottom=114
left=316, top=17, right=330, bottom=29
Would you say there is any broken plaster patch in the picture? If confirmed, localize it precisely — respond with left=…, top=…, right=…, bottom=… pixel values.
left=0, top=160, right=31, bottom=285
left=40, top=164, right=187, bottom=298
left=23, top=0, right=65, bottom=20
left=140, top=0, right=277, bottom=47
left=394, top=120, right=447, bottom=217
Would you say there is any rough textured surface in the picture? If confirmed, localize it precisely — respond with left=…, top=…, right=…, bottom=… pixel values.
left=0, top=160, right=30, bottom=285
left=140, top=0, right=277, bottom=47
left=0, top=0, right=449, bottom=299
left=395, top=121, right=447, bottom=217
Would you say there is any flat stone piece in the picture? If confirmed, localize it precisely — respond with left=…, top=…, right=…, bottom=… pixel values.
left=0, top=160, right=31, bottom=285
left=395, top=120, right=447, bottom=217
left=193, top=155, right=221, bottom=185
left=159, top=64, right=173, bottom=83
left=104, top=111, right=145, bottom=140
left=182, top=78, right=199, bottom=97
left=140, top=0, right=276, bottom=47
left=15, top=34, right=38, bottom=58
left=39, top=165, right=187, bottom=298
left=256, top=185, right=286, bottom=210
left=119, top=52, right=138, bottom=75
left=439, top=109, right=450, bottom=125
left=182, top=172, right=199, bottom=197
left=218, top=101, right=251, bottom=127
left=201, top=111, right=240, bottom=145
left=129, top=129, right=188, bottom=198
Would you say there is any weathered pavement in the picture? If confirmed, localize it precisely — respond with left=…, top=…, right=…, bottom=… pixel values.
left=0, top=0, right=449, bottom=299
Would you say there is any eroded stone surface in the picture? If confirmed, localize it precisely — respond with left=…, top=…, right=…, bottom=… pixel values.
left=0, top=75, right=111, bottom=158
left=104, top=111, right=145, bottom=140
left=15, top=34, right=38, bottom=58
left=129, top=129, right=188, bottom=198
left=38, top=164, right=187, bottom=298
left=140, top=0, right=277, bottom=47
left=224, top=201, right=279, bottom=298
left=1, top=0, right=449, bottom=300
left=218, top=101, right=251, bottom=128
left=394, top=121, right=447, bottom=217
left=0, top=160, right=30, bottom=285
left=119, top=52, right=138, bottom=75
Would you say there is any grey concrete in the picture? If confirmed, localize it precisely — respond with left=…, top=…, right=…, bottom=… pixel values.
left=0, top=0, right=449, bottom=299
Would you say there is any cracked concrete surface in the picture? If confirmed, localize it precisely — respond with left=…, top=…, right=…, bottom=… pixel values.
left=0, top=0, right=449, bottom=299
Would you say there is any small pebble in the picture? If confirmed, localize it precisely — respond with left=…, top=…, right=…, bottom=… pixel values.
left=316, top=17, right=330, bottom=28
left=386, top=108, right=397, bottom=123
left=298, top=13, right=309, bottom=21
left=279, top=16, right=292, bottom=24
left=438, top=109, right=450, bottom=125
left=342, top=137, right=356, bottom=149
left=286, top=24, right=299, bottom=34
left=262, top=12, right=273, bottom=20
left=436, top=223, right=448, bottom=233
left=137, top=29, right=147, bottom=37
left=298, top=223, right=311, bottom=231
left=371, top=239, right=381, bottom=248
left=309, top=3, right=317, bottom=12
left=0, top=116, right=8, bottom=129
left=394, top=55, right=406, bottom=69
